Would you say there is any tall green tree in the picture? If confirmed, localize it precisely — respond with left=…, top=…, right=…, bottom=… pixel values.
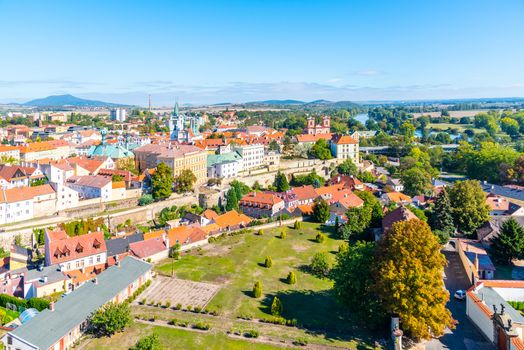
left=309, top=139, right=332, bottom=160
left=340, top=206, right=372, bottom=240
left=174, top=169, right=196, bottom=193
left=273, top=171, right=290, bottom=192
left=151, top=162, right=173, bottom=200
left=431, top=188, right=454, bottom=234
left=231, top=180, right=250, bottom=200
left=448, top=180, right=490, bottom=235
left=332, top=241, right=385, bottom=327
left=355, top=190, right=384, bottom=227
left=336, top=159, right=358, bottom=176
left=130, top=333, right=162, bottom=350
left=312, top=198, right=330, bottom=223
left=490, top=218, right=524, bottom=265
left=401, top=167, right=432, bottom=197
left=225, top=188, right=239, bottom=211
left=374, top=220, right=453, bottom=339
left=90, top=302, right=131, bottom=337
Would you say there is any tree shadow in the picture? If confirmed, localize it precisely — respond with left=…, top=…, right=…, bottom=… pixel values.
left=242, top=290, right=255, bottom=298
left=317, top=224, right=339, bottom=239
left=259, top=290, right=384, bottom=345
left=257, top=262, right=267, bottom=268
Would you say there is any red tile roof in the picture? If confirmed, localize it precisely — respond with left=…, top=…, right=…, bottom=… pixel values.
left=296, top=133, right=332, bottom=143
left=239, top=192, right=284, bottom=207
left=129, top=238, right=167, bottom=258
left=382, top=207, right=419, bottom=232
left=47, top=230, right=107, bottom=265
left=291, top=186, right=319, bottom=202
left=202, top=209, right=219, bottom=220
left=213, top=210, right=252, bottom=229
left=331, top=134, right=358, bottom=145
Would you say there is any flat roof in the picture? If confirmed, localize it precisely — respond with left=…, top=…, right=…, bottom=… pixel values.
left=8, top=256, right=151, bottom=349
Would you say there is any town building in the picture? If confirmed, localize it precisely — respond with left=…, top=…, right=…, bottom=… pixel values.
left=1, top=257, right=151, bottom=350
left=207, top=149, right=243, bottom=179
left=0, top=145, right=20, bottom=162
left=44, top=229, right=107, bottom=273
left=232, top=143, right=264, bottom=171
left=330, top=133, right=359, bottom=163
left=134, top=143, right=208, bottom=185
left=238, top=192, right=285, bottom=218
left=167, top=102, right=203, bottom=143
left=305, top=116, right=330, bottom=135
left=110, top=108, right=127, bottom=122
left=65, top=175, right=112, bottom=201
left=87, top=129, right=134, bottom=167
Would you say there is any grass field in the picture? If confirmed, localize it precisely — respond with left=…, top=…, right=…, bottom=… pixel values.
left=154, top=222, right=379, bottom=348
left=427, top=123, right=484, bottom=134
left=83, top=322, right=285, bottom=350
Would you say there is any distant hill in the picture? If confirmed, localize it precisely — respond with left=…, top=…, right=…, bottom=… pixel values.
left=241, top=99, right=361, bottom=109
left=22, top=94, right=124, bottom=107
left=245, top=99, right=305, bottom=106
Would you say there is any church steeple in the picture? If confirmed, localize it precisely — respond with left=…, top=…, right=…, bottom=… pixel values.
left=174, top=101, right=179, bottom=117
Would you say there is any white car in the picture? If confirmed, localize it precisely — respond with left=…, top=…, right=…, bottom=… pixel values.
left=454, top=290, right=466, bottom=300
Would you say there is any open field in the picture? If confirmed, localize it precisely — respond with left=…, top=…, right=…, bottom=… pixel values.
left=427, top=123, right=484, bottom=133
left=151, top=222, right=380, bottom=348
left=81, top=321, right=286, bottom=350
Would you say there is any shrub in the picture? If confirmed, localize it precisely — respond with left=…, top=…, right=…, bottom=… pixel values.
left=293, top=338, right=308, bottom=346
left=315, top=233, right=326, bottom=243
left=138, top=194, right=154, bottom=206
left=141, top=298, right=147, bottom=305
left=27, top=297, right=50, bottom=311
left=194, top=306, right=202, bottom=313
left=165, top=301, right=171, bottom=309
left=130, top=333, right=161, bottom=350
left=271, top=296, right=283, bottom=316
left=192, top=322, right=210, bottom=330
left=178, top=320, right=189, bottom=327
left=264, top=256, right=273, bottom=268
left=90, top=302, right=131, bottom=337
left=310, top=252, right=330, bottom=277
left=244, top=330, right=259, bottom=338
left=293, top=220, right=301, bottom=229
left=256, top=229, right=264, bottom=236
left=186, top=305, right=192, bottom=311
left=175, top=303, right=182, bottom=310
left=168, top=318, right=178, bottom=325
left=279, top=230, right=287, bottom=239
left=286, top=271, right=297, bottom=285
left=155, top=301, right=162, bottom=307
left=209, top=310, right=219, bottom=316
left=253, top=281, right=262, bottom=298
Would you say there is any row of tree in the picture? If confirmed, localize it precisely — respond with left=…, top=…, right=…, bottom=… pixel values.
left=151, top=162, right=197, bottom=200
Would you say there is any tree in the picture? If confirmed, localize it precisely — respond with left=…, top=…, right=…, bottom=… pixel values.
left=310, top=252, right=330, bottom=277
left=312, top=199, right=329, bottom=223
left=169, top=243, right=181, bottom=260
left=271, top=296, right=283, bottom=316
left=174, top=169, right=196, bottom=193
left=130, top=333, right=162, bottom=350
left=448, top=180, right=490, bottom=235
left=341, top=206, right=372, bottom=240
left=355, top=190, right=384, bottom=227
left=268, top=140, right=280, bottom=151
left=401, top=167, right=432, bottom=197
left=491, top=218, right=524, bottom=265
left=225, top=188, right=239, bottom=211
left=273, top=171, right=290, bottom=192
left=293, top=220, right=301, bottom=229
left=264, top=256, right=273, bottom=268
left=331, top=241, right=385, bottom=327
left=336, top=160, right=358, bottom=176
left=253, top=281, right=262, bottom=298
left=431, top=188, right=454, bottom=234
left=400, top=122, right=416, bottom=142
left=374, top=220, right=453, bottom=339
left=286, top=271, right=297, bottom=284
left=315, top=233, right=326, bottom=243
left=309, top=139, right=332, bottom=160
left=151, top=162, right=173, bottom=200
left=138, top=194, right=154, bottom=206
left=90, top=302, right=131, bottom=337
left=231, top=180, right=250, bottom=200
left=112, top=174, right=124, bottom=182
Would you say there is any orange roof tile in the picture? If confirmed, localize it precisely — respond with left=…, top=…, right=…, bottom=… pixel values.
left=296, top=133, right=332, bottom=143
left=47, top=230, right=107, bottom=265
left=213, top=210, right=252, bottom=229
left=332, top=134, right=358, bottom=145
left=386, top=191, right=412, bottom=203
left=202, top=209, right=219, bottom=220
left=143, top=229, right=166, bottom=241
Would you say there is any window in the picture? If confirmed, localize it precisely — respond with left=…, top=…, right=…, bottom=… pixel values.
left=97, top=255, right=101, bottom=263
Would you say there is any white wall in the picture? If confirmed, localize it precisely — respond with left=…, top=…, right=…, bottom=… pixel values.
left=467, top=294, right=494, bottom=341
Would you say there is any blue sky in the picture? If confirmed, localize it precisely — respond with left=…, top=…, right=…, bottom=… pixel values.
left=0, top=0, right=523, bottom=105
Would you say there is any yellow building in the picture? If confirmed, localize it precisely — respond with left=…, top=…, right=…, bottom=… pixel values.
left=134, top=143, right=208, bottom=185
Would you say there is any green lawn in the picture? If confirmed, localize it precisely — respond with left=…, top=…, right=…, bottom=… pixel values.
left=428, top=123, right=484, bottom=134
left=154, top=222, right=378, bottom=348
left=0, top=306, right=19, bottom=326
left=83, top=322, right=284, bottom=350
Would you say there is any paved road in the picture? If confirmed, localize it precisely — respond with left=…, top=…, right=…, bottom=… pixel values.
left=425, top=243, right=493, bottom=350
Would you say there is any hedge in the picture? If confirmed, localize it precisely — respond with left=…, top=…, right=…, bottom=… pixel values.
left=0, top=294, right=50, bottom=312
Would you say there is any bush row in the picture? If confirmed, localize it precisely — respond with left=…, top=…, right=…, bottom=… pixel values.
left=0, top=294, right=50, bottom=312
left=126, top=280, right=152, bottom=304
left=141, top=300, right=219, bottom=316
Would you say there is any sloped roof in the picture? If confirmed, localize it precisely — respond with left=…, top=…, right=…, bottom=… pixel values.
left=129, top=237, right=166, bottom=258
left=291, top=186, right=318, bottom=201
left=331, top=134, right=358, bottom=145
left=213, top=210, right=252, bottom=229
left=66, top=175, right=112, bottom=189
left=105, top=232, right=144, bottom=256
left=207, top=151, right=242, bottom=167
left=386, top=191, right=412, bottom=203
left=240, top=192, right=284, bottom=207
left=382, top=206, right=419, bottom=232
left=202, top=209, right=219, bottom=220
left=296, top=133, right=332, bottom=143
left=47, top=230, right=107, bottom=265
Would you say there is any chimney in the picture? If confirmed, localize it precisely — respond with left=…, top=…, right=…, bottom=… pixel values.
left=93, top=277, right=98, bottom=285
left=474, top=253, right=479, bottom=274
left=50, top=302, right=55, bottom=312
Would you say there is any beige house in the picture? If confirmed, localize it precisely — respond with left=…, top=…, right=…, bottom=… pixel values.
left=134, top=143, right=208, bottom=185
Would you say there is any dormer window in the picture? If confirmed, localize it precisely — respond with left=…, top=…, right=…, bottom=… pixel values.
left=75, top=243, right=83, bottom=253
left=54, top=248, right=62, bottom=258
left=93, top=239, right=101, bottom=249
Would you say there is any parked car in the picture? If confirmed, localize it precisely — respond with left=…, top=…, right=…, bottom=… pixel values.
left=454, top=290, right=466, bottom=300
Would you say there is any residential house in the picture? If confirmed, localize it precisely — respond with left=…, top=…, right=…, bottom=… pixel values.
left=485, top=193, right=524, bottom=216
left=328, top=174, right=365, bottom=191
left=129, top=236, right=169, bottom=262
left=212, top=210, right=252, bottom=231
left=232, top=143, right=265, bottom=171
left=381, top=206, right=419, bottom=234
left=207, top=151, right=243, bottom=179
left=0, top=165, right=45, bottom=189
left=382, top=191, right=412, bottom=205
left=65, top=175, right=112, bottom=201
left=457, top=239, right=496, bottom=280
left=330, top=134, right=359, bottom=163
left=386, top=178, right=404, bottom=192
left=291, top=185, right=318, bottom=206
left=0, top=145, right=20, bottom=162
left=477, top=216, right=524, bottom=245
left=1, top=257, right=152, bottom=350
left=105, top=232, right=144, bottom=266
left=44, top=230, right=107, bottom=273
left=238, top=192, right=285, bottom=218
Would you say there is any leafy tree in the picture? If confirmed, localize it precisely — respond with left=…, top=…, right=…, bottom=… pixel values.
left=501, top=117, right=520, bottom=138
left=309, top=139, right=332, bottom=160
left=401, top=167, right=432, bottom=197
left=138, top=194, right=154, bottom=206
left=310, top=252, right=330, bottom=277
left=273, top=171, right=290, bottom=192
left=252, top=180, right=263, bottom=191
left=271, top=296, right=283, bottom=316
left=264, top=256, right=273, bottom=268
left=279, top=230, right=286, bottom=239
left=169, top=243, right=181, bottom=260
left=315, top=233, right=326, bottom=243
left=374, top=220, right=453, bottom=339
left=231, top=180, right=250, bottom=200
left=400, top=122, right=416, bottom=142
left=130, top=333, right=162, bottom=350
left=174, top=169, right=196, bottom=193
left=490, top=218, right=524, bottom=264
left=312, top=199, right=330, bottom=223
left=90, top=302, right=131, bottom=337
left=225, top=188, right=239, bottom=211
left=151, top=162, right=173, bottom=200
left=430, top=189, right=454, bottom=234
left=341, top=206, right=372, bottom=240
left=293, top=220, right=301, bottom=229
left=448, top=180, right=490, bottom=235
left=336, top=160, right=357, bottom=176
left=286, top=271, right=297, bottom=285
left=268, top=140, right=280, bottom=151
left=355, top=190, right=383, bottom=227
left=253, top=281, right=262, bottom=298
left=290, top=169, right=325, bottom=187
left=331, top=241, right=385, bottom=327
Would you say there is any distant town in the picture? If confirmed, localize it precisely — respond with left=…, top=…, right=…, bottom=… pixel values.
left=0, top=95, right=522, bottom=349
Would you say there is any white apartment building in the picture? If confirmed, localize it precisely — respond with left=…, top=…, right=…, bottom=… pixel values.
left=232, top=144, right=264, bottom=170
left=111, top=108, right=127, bottom=122
left=65, top=175, right=112, bottom=201
left=330, top=133, right=360, bottom=163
